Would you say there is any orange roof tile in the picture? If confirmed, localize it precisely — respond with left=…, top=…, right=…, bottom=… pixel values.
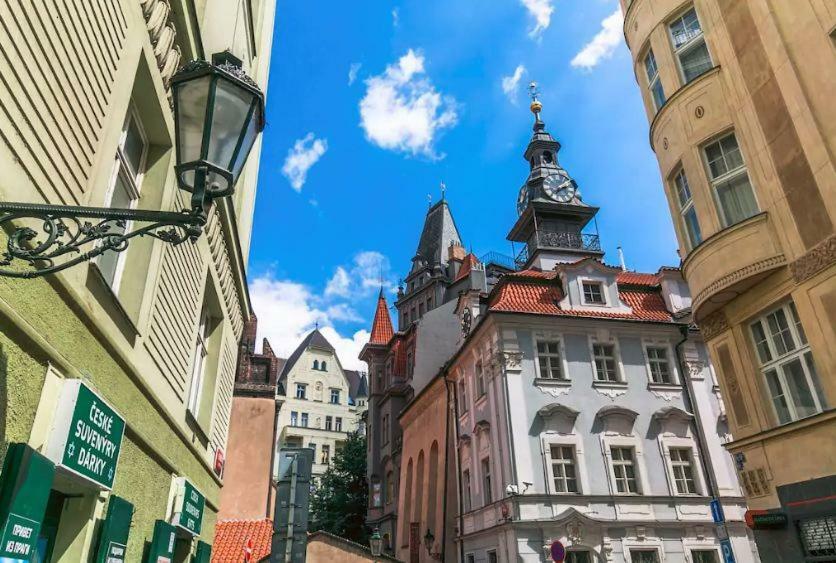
left=617, top=271, right=660, bottom=286
left=212, top=519, right=272, bottom=563
left=454, top=253, right=480, bottom=282
left=369, top=289, right=394, bottom=345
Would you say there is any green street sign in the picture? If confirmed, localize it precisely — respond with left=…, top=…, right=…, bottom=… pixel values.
left=46, top=380, right=125, bottom=489
left=173, top=479, right=204, bottom=536
left=145, top=520, right=177, bottom=563
left=0, top=513, right=38, bottom=560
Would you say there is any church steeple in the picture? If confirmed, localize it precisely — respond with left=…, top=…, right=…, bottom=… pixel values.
left=508, top=84, right=603, bottom=271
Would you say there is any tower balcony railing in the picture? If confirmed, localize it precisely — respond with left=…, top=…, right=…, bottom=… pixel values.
left=514, top=231, right=602, bottom=268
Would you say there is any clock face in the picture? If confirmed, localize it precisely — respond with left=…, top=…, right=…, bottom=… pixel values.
left=543, top=172, right=576, bottom=203
left=517, top=186, right=530, bottom=215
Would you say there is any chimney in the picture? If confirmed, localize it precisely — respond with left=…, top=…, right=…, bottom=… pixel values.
left=448, top=241, right=466, bottom=262
left=617, top=246, right=627, bottom=272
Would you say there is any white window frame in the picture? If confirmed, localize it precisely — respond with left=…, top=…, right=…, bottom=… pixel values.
left=667, top=6, right=712, bottom=85
left=702, top=132, right=760, bottom=228
left=625, top=545, right=664, bottom=563
left=749, top=301, right=822, bottom=424
left=296, top=383, right=307, bottom=400
left=335, top=417, right=343, bottom=432
left=659, top=436, right=708, bottom=497
left=541, top=434, right=589, bottom=495
left=462, top=469, right=472, bottom=512
left=300, top=412, right=308, bottom=427
left=643, top=47, right=665, bottom=112
left=534, top=336, right=569, bottom=381
left=581, top=280, right=606, bottom=306
left=672, top=167, right=702, bottom=250
left=475, top=360, right=486, bottom=399
left=601, top=435, right=650, bottom=496
left=683, top=541, right=723, bottom=563
left=98, top=103, right=148, bottom=291
left=187, top=306, right=212, bottom=416
left=643, top=341, right=679, bottom=385
left=590, top=338, right=623, bottom=383
left=290, top=411, right=298, bottom=427
left=481, top=456, right=493, bottom=506
left=458, top=375, right=469, bottom=415
left=330, top=388, right=340, bottom=404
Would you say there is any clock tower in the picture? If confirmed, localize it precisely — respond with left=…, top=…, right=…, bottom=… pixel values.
left=508, top=84, right=603, bottom=271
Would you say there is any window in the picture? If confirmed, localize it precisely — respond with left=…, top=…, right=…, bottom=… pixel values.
left=673, top=169, right=702, bottom=250
left=325, top=416, right=332, bottom=431
left=462, top=470, right=472, bottom=512
left=750, top=302, right=823, bottom=424
left=704, top=133, right=759, bottom=227
left=385, top=471, right=394, bottom=504
left=487, top=551, right=497, bottom=563
left=481, top=457, right=492, bottom=505
left=321, top=444, right=330, bottom=465
left=593, top=343, right=619, bottom=382
left=670, top=448, right=699, bottom=494
left=313, top=360, right=319, bottom=370
left=296, top=384, right=307, bottom=400
left=644, top=49, right=666, bottom=111
left=691, top=550, right=719, bottom=563
left=458, top=378, right=469, bottom=414
left=646, top=346, right=674, bottom=384
left=330, top=389, right=340, bottom=404
left=630, top=550, right=660, bottom=563
left=475, top=361, right=486, bottom=398
left=798, top=516, right=836, bottom=559
left=536, top=340, right=564, bottom=379
left=187, top=306, right=212, bottom=416
left=300, top=413, right=308, bottom=427
left=549, top=445, right=578, bottom=493
left=98, top=104, right=148, bottom=289
left=582, top=281, right=605, bottom=305
left=308, top=442, right=316, bottom=457
left=290, top=411, right=298, bottom=426
left=382, top=414, right=389, bottom=445
left=566, top=553, right=592, bottom=563
left=466, top=555, right=475, bottom=563
left=335, top=417, right=343, bottom=432
left=669, top=7, right=712, bottom=83
left=321, top=361, right=327, bottom=371
left=611, top=447, right=639, bottom=494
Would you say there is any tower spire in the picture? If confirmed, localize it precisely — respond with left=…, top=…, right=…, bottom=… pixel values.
left=529, top=81, right=544, bottom=132
left=369, top=289, right=394, bottom=345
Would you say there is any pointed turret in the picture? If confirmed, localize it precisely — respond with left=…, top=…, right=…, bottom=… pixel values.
left=369, top=288, right=394, bottom=345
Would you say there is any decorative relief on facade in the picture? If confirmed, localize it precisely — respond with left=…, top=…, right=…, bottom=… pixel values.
left=649, top=387, right=682, bottom=402
left=535, top=382, right=571, bottom=398
left=790, top=234, right=836, bottom=283
left=699, top=310, right=729, bottom=340
left=566, top=520, right=584, bottom=544
left=685, top=361, right=706, bottom=379
left=141, top=0, right=182, bottom=94
left=695, top=106, right=705, bottom=118
left=592, top=382, right=628, bottom=400
left=692, top=255, right=786, bottom=315
left=499, top=350, right=523, bottom=371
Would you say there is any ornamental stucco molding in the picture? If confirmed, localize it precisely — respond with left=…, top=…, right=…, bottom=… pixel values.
left=592, top=382, right=628, bottom=400
left=692, top=254, right=786, bottom=314
left=141, top=0, right=183, bottom=94
left=790, top=234, right=836, bottom=283
left=535, top=382, right=571, bottom=398
left=498, top=351, right=523, bottom=372
left=685, top=360, right=706, bottom=379
left=649, top=387, right=682, bottom=402
left=699, top=310, right=729, bottom=341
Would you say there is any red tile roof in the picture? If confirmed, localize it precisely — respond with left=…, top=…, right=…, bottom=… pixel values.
left=454, top=253, right=480, bottom=282
left=212, top=519, right=272, bottom=563
left=369, top=289, right=394, bottom=345
left=488, top=272, right=673, bottom=322
left=617, top=271, right=660, bottom=286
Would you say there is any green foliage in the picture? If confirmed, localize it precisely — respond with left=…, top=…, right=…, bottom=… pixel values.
left=309, top=431, right=369, bottom=544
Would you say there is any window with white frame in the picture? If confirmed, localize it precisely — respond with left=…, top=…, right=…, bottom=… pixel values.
left=644, top=49, right=666, bottom=111
left=475, top=361, right=486, bottom=398
left=592, top=343, right=619, bottom=382
left=335, top=417, right=343, bottom=432
left=691, top=550, right=720, bottom=563
left=673, top=168, right=702, bottom=250
left=750, top=302, right=823, bottom=424
left=549, top=445, right=579, bottom=493
left=582, top=281, right=605, bottom=305
left=704, top=133, right=759, bottom=228
left=98, top=104, right=148, bottom=289
left=462, top=469, right=472, bottom=512
left=630, top=550, right=661, bottom=563
left=670, top=447, right=699, bottom=494
left=481, top=457, right=492, bottom=505
left=300, top=413, right=308, bottom=427
left=646, top=346, right=674, bottom=384
left=536, top=340, right=564, bottom=380
left=611, top=446, right=639, bottom=494
left=330, top=389, right=340, bottom=404
left=668, top=7, right=712, bottom=83
left=458, top=378, right=469, bottom=414
left=290, top=411, right=298, bottom=426
left=325, top=415, right=332, bottom=431
left=321, top=444, right=330, bottom=464
left=187, top=306, right=212, bottom=416
left=296, top=383, right=307, bottom=399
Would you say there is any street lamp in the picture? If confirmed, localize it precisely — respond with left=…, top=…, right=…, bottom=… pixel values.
left=369, top=528, right=383, bottom=559
left=0, top=51, right=264, bottom=279
left=423, top=528, right=435, bottom=554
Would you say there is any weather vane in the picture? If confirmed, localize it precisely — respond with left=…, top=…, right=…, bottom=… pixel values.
left=427, top=193, right=433, bottom=207
left=528, top=81, right=540, bottom=103
left=440, top=181, right=446, bottom=201
left=528, top=81, right=543, bottom=120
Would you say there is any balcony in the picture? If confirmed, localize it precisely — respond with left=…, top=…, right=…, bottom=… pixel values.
left=515, top=231, right=602, bottom=269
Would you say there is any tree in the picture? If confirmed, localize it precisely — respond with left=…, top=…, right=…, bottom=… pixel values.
left=309, top=431, right=369, bottom=544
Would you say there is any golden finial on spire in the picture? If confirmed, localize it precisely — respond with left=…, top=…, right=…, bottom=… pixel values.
left=528, top=81, right=542, bottom=116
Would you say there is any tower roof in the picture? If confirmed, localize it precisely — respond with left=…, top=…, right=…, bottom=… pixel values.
left=277, top=328, right=335, bottom=383
left=412, top=199, right=462, bottom=271
left=369, top=288, right=395, bottom=345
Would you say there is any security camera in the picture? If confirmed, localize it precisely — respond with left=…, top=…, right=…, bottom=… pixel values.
left=505, top=484, right=519, bottom=496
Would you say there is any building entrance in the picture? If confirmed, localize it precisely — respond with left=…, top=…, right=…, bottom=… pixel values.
left=33, top=490, right=66, bottom=563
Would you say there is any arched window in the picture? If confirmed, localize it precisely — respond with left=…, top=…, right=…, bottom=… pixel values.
left=313, top=359, right=319, bottom=370
left=402, top=459, right=413, bottom=541
left=321, top=361, right=327, bottom=371
left=427, top=441, right=439, bottom=537
left=414, top=450, right=425, bottom=525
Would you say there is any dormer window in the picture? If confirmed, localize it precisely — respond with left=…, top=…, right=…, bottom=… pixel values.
left=582, top=281, right=605, bottom=305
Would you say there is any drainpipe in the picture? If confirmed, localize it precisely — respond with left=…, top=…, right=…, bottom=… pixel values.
left=445, top=371, right=466, bottom=563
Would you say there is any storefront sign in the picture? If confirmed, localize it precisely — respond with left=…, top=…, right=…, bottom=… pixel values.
left=46, top=380, right=125, bottom=489
left=0, top=513, right=38, bottom=561
left=94, top=496, right=133, bottom=563
left=172, top=478, right=205, bottom=536
left=146, top=520, right=177, bottom=563
left=744, top=509, right=788, bottom=529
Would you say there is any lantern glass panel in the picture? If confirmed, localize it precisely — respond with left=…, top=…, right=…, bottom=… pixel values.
left=231, top=101, right=259, bottom=178
left=207, top=77, right=256, bottom=169
left=175, top=75, right=211, bottom=167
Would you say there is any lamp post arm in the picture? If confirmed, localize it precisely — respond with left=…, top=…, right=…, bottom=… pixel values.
left=0, top=202, right=206, bottom=279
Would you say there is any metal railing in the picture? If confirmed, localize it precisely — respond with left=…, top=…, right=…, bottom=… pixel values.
left=514, top=231, right=601, bottom=268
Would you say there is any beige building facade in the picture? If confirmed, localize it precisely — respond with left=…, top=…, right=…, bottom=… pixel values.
left=621, top=0, right=835, bottom=560
left=0, top=0, right=275, bottom=561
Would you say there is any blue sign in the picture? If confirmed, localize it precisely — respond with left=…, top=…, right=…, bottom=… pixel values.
left=720, top=539, right=736, bottom=563
left=711, top=499, right=725, bottom=523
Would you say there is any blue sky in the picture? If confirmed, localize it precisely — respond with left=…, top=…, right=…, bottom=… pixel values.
left=247, top=0, right=679, bottom=368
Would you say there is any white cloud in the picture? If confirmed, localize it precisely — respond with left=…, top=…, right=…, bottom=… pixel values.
left=521, top=0, right=554, bottom=38
left=392, top=8, right=400, bottom=27
left=249, top=275, right=370, bottom=371
left=348, top=62, right=361, bottom=86
left=571, top=8, right=624, bottom=70
left=501, top=65, right=526, bottom=103
left=359, top=49, right=458, bottom=159
left=281, top=133, right=328, bottom=192
left=325, top=251, right=393, bottom=300
left=325, top=266, right=351, bottom=298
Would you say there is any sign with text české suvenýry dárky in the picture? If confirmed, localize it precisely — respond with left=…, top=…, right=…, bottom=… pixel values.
left=46, top=380, right=125, bottom=490
left=173, top=478, right=205, bottom=536
left=0, top=513, right=39, bottom=562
